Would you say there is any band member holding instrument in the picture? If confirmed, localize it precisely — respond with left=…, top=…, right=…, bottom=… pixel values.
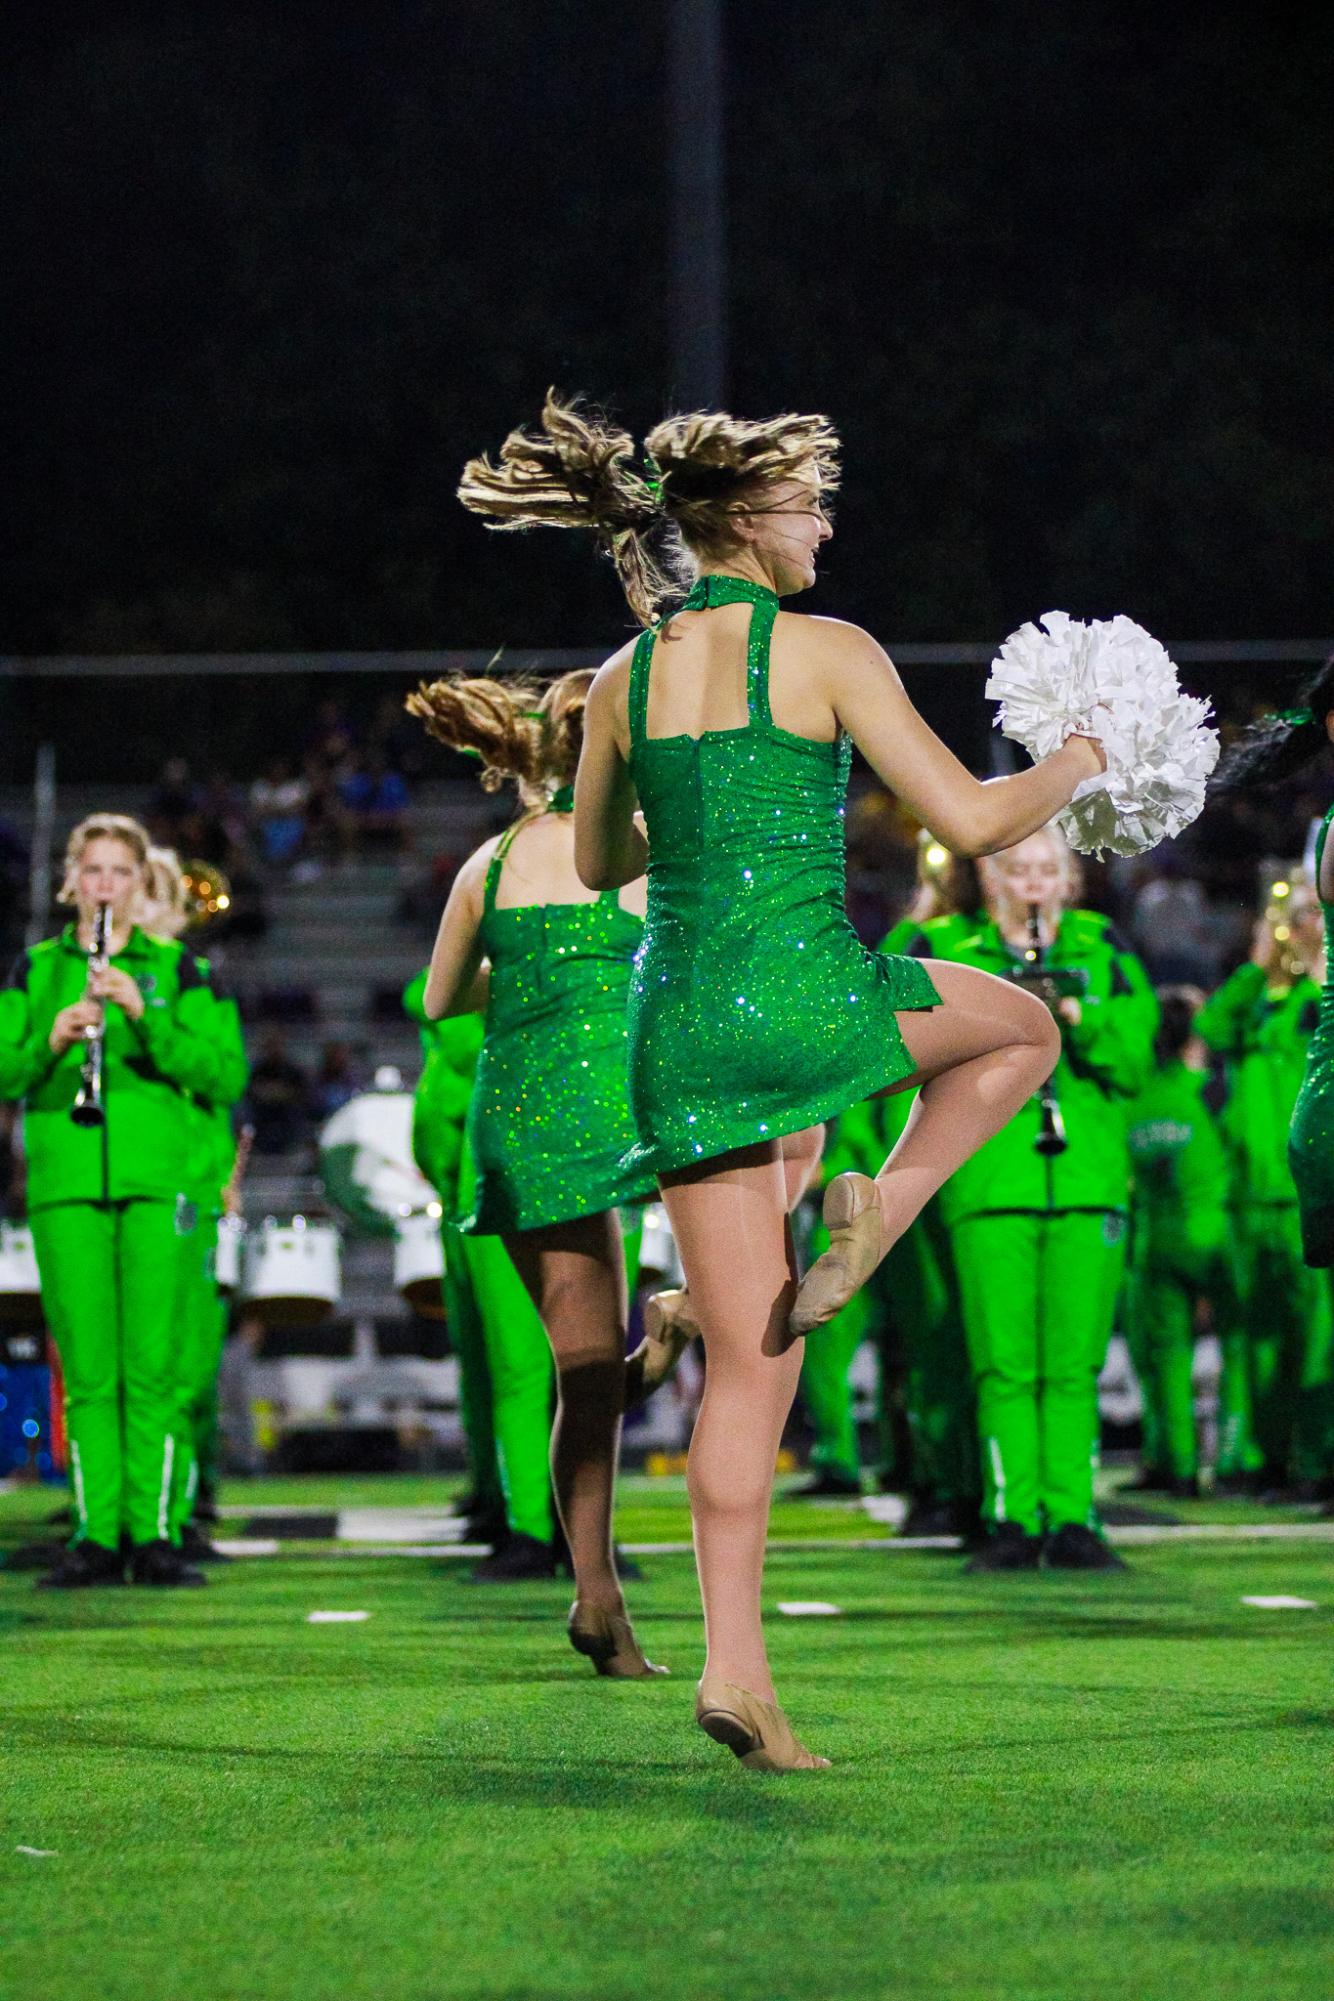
left=0, top=815, right=239, bottom=1588
left=403, top=968, right=559, bottom=1568
left=912, top=827, right=1158, bottom=1569
left=136, top=847, right=249, bottom=1556
left=1123, top=987, right=1231, bottom=1498
left=1196, top=870, right=1331, bottom=1495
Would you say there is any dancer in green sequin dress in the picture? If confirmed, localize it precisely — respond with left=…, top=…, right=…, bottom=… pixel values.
left=460, top=392, right=1106, bottom=1771
left=622, top=573, right=939, bottom=1172
left=407, top=668, right=675, bottom=1671
left=462, top=794, right=654, bottom=1232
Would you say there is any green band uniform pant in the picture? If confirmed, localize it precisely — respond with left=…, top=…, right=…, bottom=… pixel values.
left=30, top=1198, right=183, bottom=1551
left=169, top=1212, right=228, bottom=1538
left=951, top=1210, right=1126, bottom=1536
left=446, top=1224, right=554, bottom=1544
left=1229, top=1205, right=1334, bottom=1484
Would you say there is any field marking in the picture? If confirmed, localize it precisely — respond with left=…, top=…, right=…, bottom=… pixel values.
left=778, top=1601, right=843, bottom=1616
left=1241, top=1595, right=1318, bottom=1609
left=306, top=1609, right=371, bottom=1623
left=16, top=1846, right=57, bottom=1858
left=214, top=1539, right=279, bottom=1557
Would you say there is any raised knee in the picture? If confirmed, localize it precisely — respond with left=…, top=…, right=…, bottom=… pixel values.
left=1025, top=992, right=1061, bottom=1065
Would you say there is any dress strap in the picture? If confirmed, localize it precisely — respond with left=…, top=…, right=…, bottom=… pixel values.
left=745, top=594, right=777, bottom=728
left=627, top=625, right=656, bottom=750
left=482, top=811, right=538, bottom=914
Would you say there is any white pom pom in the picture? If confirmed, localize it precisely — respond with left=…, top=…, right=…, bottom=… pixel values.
left=984, top=612, right=1220, bottom=857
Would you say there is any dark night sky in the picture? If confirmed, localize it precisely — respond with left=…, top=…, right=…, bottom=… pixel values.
left=4, top=1, right=1332, bottom=661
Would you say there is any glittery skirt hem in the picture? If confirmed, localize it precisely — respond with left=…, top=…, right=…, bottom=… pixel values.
left=458, top=1172, right=656, bottom=1237
left=620, top=1041, right=932, bottom=1181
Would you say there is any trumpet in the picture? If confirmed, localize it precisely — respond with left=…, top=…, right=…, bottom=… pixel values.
left=70, top=901, right=111, bottom=1129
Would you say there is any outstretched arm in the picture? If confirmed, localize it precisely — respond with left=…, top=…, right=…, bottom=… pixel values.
left=574, top=667, right=649, bottom=890
left=423, top=847, right=491, bottom=1020
left=817, top=621, right=1104, bottom=858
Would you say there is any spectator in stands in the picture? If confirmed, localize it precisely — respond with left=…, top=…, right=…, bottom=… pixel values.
left=249, top=759, right=310, bottom=867
left=148, top=757, right=200, bottom=847
left=311, top=1041, right=363, bottom=1122
left=244, top=1029, right=312, bottom=1155
left=304, top=697, right=358, bottom=775
left=335, top=750, right=410, bottom=851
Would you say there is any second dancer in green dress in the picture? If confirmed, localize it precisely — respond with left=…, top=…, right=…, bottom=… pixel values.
left=409, top=668, right=684, bottom=1673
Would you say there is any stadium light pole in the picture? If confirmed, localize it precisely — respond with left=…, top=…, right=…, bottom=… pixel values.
left=667, top=0, right=726, bottom=407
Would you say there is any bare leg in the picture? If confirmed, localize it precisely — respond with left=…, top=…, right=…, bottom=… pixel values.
left=791, top=963, right=1058, bottom=1333
left=504, top=1212, right=627, bottom=1615
left=661, top=1142, right=802, bottom=1703
left=875, top=962, right=1060, bottom=1244
left=636, top=1121, right=826, bottom=1386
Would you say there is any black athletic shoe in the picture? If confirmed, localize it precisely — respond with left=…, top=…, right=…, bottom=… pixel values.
left=128, top=1540, right=208, bottom=1588
left=1044, top=1523, right=1127, bottom=1571
left=180, top=1523, right=232, bottom=1564
left=36, top=1540, right=126, bottom=1590
left=963, top=1523, right=1045, bottom=1573
left=1119, top=1468, right=1173, bottom=1494
left=1167, top=1475, right=1202, bottom=1501
left=468, top=1533, right=558, bottom=1582
left=460, top=1505, right=510, bottom=1549
left=788, top=1468, right=863, bottom=1500
left=900, top=1496, right=979, bottom=1540
left=1210, top=1470, right=1254, bottom=1497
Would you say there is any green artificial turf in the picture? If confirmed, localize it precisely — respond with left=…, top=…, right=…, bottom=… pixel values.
left=2, top=1483, right=1332, bottom=2001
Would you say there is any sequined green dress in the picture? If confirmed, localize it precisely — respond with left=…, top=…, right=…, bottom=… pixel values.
left=1289, top=800, right=1334, bottom=1265
left=623, top=573, right=940, bottom=1175
left=460, top=794, right=656, bottom=1235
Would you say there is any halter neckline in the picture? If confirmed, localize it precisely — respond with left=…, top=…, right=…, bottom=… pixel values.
left=681, top=573, right=780, bottom=613
left=548, top=784, right=575, bottom=814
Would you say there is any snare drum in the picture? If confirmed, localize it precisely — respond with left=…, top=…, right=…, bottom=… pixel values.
left=215, top=1214, right=245, bottom=1294
left=0, top=1221, right=41, bottom=1323
left=637, top=1202, right=685, bottom=1289
left=393, top=1207, right=446, bottom=1319
left=241, top=1216, right=341, bottom=1326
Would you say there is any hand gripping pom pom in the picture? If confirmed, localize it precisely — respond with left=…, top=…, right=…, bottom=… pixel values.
left=984, top=612, right=1220, bottom=858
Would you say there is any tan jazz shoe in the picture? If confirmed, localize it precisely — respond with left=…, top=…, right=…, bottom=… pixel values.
left=695, top=1678, right=830, bottom=1772
left=624, top=1288, right=700, bottom=1410
left=567, top=1603, right=669, bottom=1679
left=787, top=1171, right=885, bottom=1340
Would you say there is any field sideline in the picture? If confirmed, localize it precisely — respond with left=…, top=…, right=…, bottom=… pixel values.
left=3, top=1477, right=1332, bottom=2001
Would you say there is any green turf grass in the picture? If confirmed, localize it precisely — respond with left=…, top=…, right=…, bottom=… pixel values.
left=2, top=1488, right=1331, bottom=2001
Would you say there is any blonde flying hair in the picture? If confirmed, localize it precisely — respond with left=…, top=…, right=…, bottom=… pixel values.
left=458, top=389, right=841, bottom=626
left=405, top=667, right=594, bottom=810
left=57, top=812, right=152, bottom=906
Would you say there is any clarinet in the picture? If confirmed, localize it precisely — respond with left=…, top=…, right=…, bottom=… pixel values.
left=1023, top=902, right=1069, bottom=1158
left=70, top=901, right=111, bottom=1129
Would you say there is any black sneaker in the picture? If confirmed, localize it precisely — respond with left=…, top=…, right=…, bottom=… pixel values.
left=1119, top=1468, right=1173, bottom=1494
left=460, top=1504, right=511, bottom=1549
left=1167, top=1475, right=1201, bottom=1501
left=1210, top=1470, right=1254, bottom=1497
left=36, top=1540, right=126, bottom=1590
left=180, top=1523, right=232, bottom=1564
left=1044, top=1523, right=1127, bottom=1571
left=788, top=1468, right=863, bottom=1500
left=468, top=1533, right=557, bottom=1582
left=128, top=1540, right=208, bottom=1588
left=900, top=1496, right=980, bottom=1540
left=963, top=1523, right=1045, bottom=1573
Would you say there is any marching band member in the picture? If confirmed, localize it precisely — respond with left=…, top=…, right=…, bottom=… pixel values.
left=922, top=827, right=1157, bottom=1569
left=0, top=816, right=240, bottom=1587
